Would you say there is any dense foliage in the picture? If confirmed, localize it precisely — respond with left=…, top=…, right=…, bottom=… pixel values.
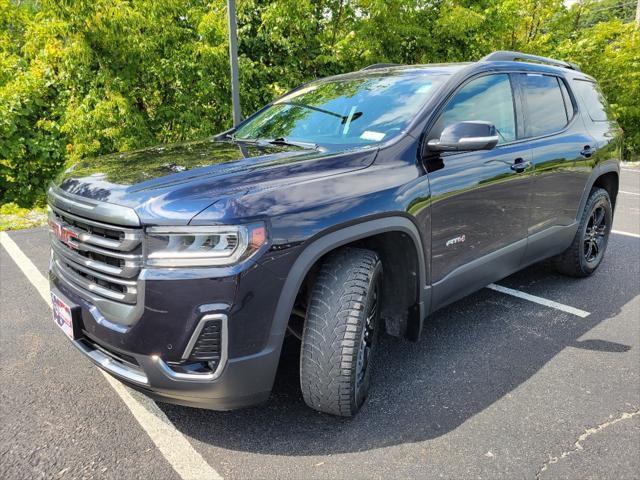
left=1, top=0, right=638, bottom=207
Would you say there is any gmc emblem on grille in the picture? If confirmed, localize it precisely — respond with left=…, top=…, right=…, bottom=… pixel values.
left=49, top=218, right=79, bottom=249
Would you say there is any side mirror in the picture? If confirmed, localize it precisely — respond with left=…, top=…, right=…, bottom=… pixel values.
left=427, top=121, right=499, bottom=152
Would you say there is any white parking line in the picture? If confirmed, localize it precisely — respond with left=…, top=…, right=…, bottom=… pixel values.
left=619, top=190, right=639, bottom=197
left=487, top=283, right=591, bottom=318
left=0, top=231, right=222, bottom=480
left=621, top=168, right=640, bottom=173
left=612, top=230, right=640, bottom=239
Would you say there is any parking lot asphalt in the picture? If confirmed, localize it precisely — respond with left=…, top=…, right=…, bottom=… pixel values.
left=1, top=166, right=639, bottom=480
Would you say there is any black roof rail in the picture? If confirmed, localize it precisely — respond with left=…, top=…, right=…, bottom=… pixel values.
left=481, top=50, right=581, bottom=72
left=360, top=63, right=400, bottom=71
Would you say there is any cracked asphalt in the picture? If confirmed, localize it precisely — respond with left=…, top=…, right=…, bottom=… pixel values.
left=1, top=165, right=639, bottom=479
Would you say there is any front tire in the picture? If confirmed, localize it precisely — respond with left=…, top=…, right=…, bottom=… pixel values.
left=554, top=187, right=612, bottom=277
left=300, top=248, right=382, bottom=417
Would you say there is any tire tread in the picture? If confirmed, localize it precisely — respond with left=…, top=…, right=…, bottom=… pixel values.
left=554, top=187, right=611, bottom=277
left=300, top=247, right=380, bottom=416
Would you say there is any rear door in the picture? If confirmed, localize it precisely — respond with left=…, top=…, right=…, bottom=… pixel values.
left=516, top=73, right=595, bottom=258
left=570, top=77, right=622, bottom=177
left=425, top=73, right=533, bottom=309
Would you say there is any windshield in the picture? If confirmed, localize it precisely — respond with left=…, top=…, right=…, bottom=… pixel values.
left=234, top=71, right=449, bottom=147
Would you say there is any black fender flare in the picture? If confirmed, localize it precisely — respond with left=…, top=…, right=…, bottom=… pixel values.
left=575, top=160, right=620, bottom=220
left=266, top=216, right=428, bottom=350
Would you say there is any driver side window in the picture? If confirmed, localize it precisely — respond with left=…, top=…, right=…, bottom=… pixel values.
left=431, top=74, right=516, bottom=145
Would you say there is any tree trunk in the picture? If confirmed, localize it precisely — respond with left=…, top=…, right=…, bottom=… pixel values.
left=332, top=0, right=345, bottom=45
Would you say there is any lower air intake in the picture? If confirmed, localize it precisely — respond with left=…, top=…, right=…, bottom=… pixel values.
left=188, top=318, right=223, bottom=364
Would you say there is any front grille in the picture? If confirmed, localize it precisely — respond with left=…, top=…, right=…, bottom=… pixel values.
left=49, top=205, right=143, bottom=305
left=58, top=210, right=124, bottom=241
left=188, top=318, right=223, bottom=364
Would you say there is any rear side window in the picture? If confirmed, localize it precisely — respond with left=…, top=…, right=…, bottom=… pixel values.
left=572, top=79, right=611, bottom=122
left=520, top=74, right=569, bottom=137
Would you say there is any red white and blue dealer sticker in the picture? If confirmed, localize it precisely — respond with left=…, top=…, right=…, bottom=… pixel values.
left=51, top=291, right=74, bottom=340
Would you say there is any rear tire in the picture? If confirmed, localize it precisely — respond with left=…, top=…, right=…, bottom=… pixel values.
left=554, top=187, right=612, bottom=277
left=300, top=248, right=382, bottom=417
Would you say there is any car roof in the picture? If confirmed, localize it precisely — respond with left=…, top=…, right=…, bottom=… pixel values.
left=314, top=63, right=471, bottom=84
left=344, top=59, right=593, bottom=82
left=278, top=57, right=595, bottom=115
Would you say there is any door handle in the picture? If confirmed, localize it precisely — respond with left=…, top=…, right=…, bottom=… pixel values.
left=510, top=158, right=531, bottom=173
left=580, top=145, right=595, bottom=158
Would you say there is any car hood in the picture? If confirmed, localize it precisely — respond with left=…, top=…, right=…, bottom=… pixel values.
left=52, top=138, right=376, bottom=225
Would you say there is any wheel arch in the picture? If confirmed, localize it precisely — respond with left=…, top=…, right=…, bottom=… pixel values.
left=576, top=162, right=620, bottom=220
left=592, top=171, right=619, bottom=210
left=270, top=216, right=428, bottom=347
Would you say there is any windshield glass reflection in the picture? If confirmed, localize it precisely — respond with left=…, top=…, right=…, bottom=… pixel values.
left=235, top=71, right=449, bottom=147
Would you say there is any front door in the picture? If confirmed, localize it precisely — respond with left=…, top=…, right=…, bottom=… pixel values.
left=425, top=73, right=532, bottom=309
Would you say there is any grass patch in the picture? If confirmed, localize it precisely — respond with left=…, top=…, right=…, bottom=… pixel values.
left=0, top=203, right=48, bottom=231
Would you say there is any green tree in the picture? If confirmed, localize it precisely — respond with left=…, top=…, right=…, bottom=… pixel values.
left=553, top=20, right=639, bottom=159
left=0, top=0, right=638, bottom=208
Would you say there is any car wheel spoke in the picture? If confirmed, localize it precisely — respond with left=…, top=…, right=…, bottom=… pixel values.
left=585, top=241, right=593, bottom=260
left=593, top=207, right=605, bottom=227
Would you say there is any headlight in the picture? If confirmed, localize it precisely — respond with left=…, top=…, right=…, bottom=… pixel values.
left=144, top=223, right=266, bottom=267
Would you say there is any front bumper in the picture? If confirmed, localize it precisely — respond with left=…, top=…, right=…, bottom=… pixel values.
left=71, top=325, right=280, bottom=410
left=50, top=253, right=291, bottom=410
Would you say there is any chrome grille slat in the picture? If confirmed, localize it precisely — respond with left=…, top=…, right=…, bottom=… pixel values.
left=73, top=242, right=141, bottom=261
left=75, top=229, right=138, bottom=251
left=50, top=204, right=142, bottom=252
left=49, top=203, right=142, bottom=310
left=50, top=260, right=144, bottom=328
left=51, top=240, right=141, bottom=278
left=51, top=239, right=142, bottom=278
left=58, top=254, right=137, bottom=289
left=53, top=257, right=136, bottom=303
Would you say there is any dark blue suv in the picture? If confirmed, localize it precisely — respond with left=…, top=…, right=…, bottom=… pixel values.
left=48, top=51, right=621, bottom=416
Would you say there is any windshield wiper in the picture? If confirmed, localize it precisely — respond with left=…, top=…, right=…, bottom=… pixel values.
left=226, top=135, right=263, bottom=145
left=281, top=102, right=363, bottom=124
left=267, top=137, right=321, bottom=150
left=227, top=134, right=320, bottom=151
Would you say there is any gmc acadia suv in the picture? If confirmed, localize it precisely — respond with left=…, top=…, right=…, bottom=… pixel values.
left=48, top=51, right=621, bottom=416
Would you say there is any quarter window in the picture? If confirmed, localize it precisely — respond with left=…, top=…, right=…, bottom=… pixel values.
left=521, top=74, right=569, bottom=137
left=572, top=79, right=611, bottom=122
left=431, top=74, right=516, bottom=145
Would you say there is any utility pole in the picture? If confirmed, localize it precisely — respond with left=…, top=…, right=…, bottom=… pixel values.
left=227, top=0, right=241, bottom=127
left=636, top=0, right=639, bottom=26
